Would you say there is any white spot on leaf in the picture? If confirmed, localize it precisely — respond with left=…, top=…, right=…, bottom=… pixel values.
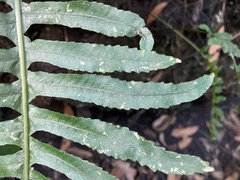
left=113, top=27, right=117, bottom=32
left=99, top=62, right=104, bottom=66
left=66, top=4, right=73, bottom=12
left=120, top=102, right=126, bottom=109
left=203, top=166, right=214, bottom=172
left=133, top=132, right=140, bottom=139
left=176, top=155, right=181, bottom=158
left=24, top=5, right=31, bottom=12
left=141, top=50, right=146, bottom=57
left=80, top=61, right=85, bottom=65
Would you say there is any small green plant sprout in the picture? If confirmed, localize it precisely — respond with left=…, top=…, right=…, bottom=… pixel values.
left=199, top=23, right=240, bottom=139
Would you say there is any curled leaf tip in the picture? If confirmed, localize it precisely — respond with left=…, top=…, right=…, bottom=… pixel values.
left=176, top=58, right=182, bottom=63
left=139, top=27, right=154, bottom=51
left=203, top=166, right=214, bottom=172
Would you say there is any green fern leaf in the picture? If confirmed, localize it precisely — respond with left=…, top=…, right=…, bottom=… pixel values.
left=0, top=151, right=23, bottom=178
left=22, top=1, right=144, bottom=38
left=28, top=71, right=214, bottom=110
left=0, top=118, right=22, bottom=147
left=30, top=170, right=49, bottom=180
left=0, top=0, right=214, bottom=179
left=21, top=0, right=154, bottom=50
left=0, top=83, right=21, bottom=111
left=0, top=12, right=17, bottom=43
left=30, top=138, right=117, bottom=180
left=29, top=106, right=214, bottom=175
left=26, top=39, right=180, bottom=73
left=0, top=48, right=19, bottom=75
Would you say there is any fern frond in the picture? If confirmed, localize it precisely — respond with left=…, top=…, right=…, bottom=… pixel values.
left=26, top=39, right=180, bottom=73
left=0, top=0, right=214, bottom=179
left=28, top=71, right=214, bottom=110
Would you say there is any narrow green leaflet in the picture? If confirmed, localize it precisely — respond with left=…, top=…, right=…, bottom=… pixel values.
left=22, top=0, right=145, bottom=38
left=30, top=138, right=117, bottom=180
left=29, top=106, right=214, bottom=174
left=30, top=170, right=49, bottom=180
left=21, top=1, right=154, bottom=50
left=0, top=82, right=21, bottom=111
left=0, top=11, right=17, bottom=44
left=0, top=0, right=215, bottom=178
left=28, top=71, right=214, bottom=110
left=0, top=145, right=21, bottom=156
left=0, top=48, right=19, bottom=76
left=0, top=151, right=23, bottom=179
left=25, top=39, right=180, bottom=73
left=0, top=118, right=22, bottom=147
left=198, top=24, right=211, bottom=33
left=0, top=1, right=22, bottom=179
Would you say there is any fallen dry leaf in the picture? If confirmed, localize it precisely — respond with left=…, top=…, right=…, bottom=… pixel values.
left=208, top=25, right=225, bottom=63
left=234, top=135, right=240, bottom=142
left=171, top=126, right=199, bottom=138
left=67, top=147, right=93, bottom=159
left=232, top=145, right=240, bottom=159
left=150, top=70, right=163, bottom=82
left=146, top=2, right=168, bottom=25
left=189, top=174, right=204, bottom=180
left=178, top=136, right=192, bottom=150
left=63, top=102, right=74, bottom=116
left=171, top=126, right=199, bottom=149
left=137, top=166, right=156, bottom=180
left=226, top=172, right=239, bottom=180
left=152, top=114, right=175, bottom=132
left=60, top=138, right=71, bottom=151
left=143, top=128, right=157, bottom=139
left=159, top=132, right=167, bottom=147
left=111, top=160, right=136, bottom=180
left=229, top=108, right=240, bottom=130
left=222, top=108, right=240, bottom=134
left=167, top=174, right=181, bottom=180
left=159, top=133, right=177, bottom=151
left=211, top=171, right=224, bottom=180
left=60, top=102, right=74, bottom=151
left=111, top=167, right=123, bottom=179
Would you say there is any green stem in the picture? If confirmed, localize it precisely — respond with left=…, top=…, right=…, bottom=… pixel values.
left=15, top=0, right=29, bottom=179
left=153, top=15, right=201, bottom=53
left=230, top=54, right=240, bottom=94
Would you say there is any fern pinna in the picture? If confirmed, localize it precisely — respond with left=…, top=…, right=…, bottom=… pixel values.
left=0, top=0, right=214, bottom=179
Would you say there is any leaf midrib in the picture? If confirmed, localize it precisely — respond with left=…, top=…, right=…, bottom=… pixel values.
left=33, top=76, right=207, bottom=97
left=38, top=149, right=88, bottom=177
left=27, top=48, right=164, bottom=63
left=23, top=11, right=139, bottom=30
left=35, top=117, right=105, bottom=137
